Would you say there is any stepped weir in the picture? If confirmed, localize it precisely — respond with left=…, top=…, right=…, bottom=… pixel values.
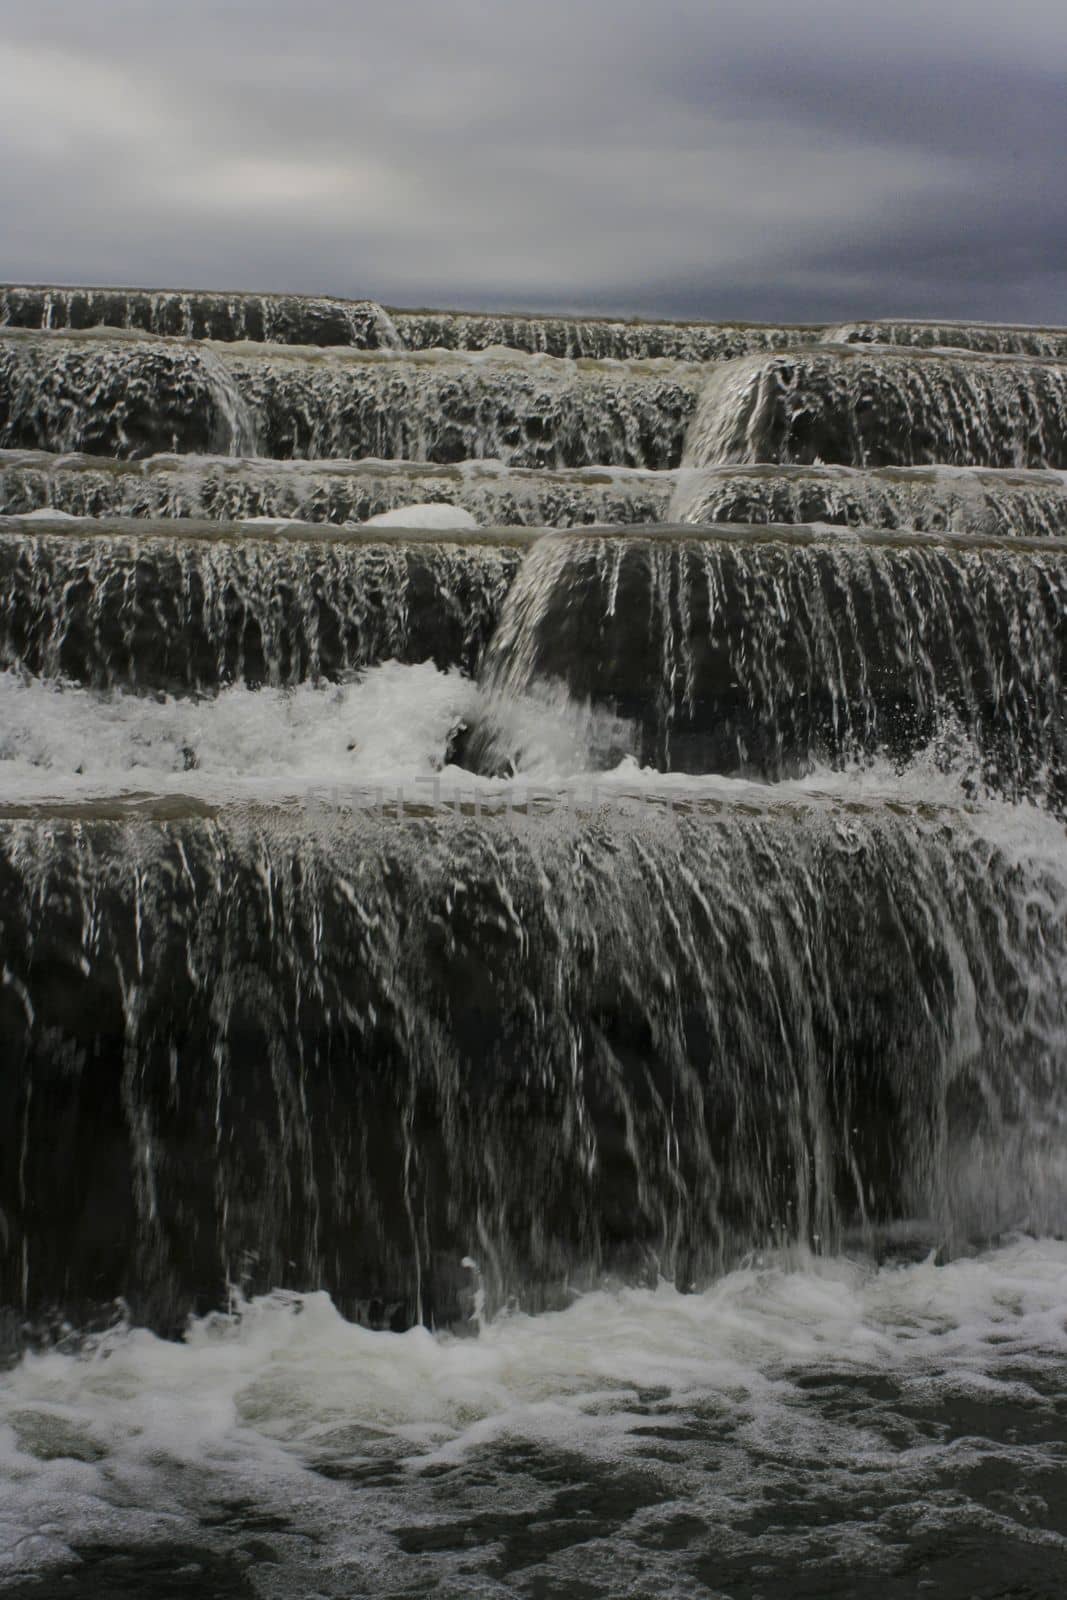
left=684, top=345, right=1067, bottom=469
left=2, top=294, right=1066, bottom=1345
left=1, top=282, right=1066, bottom=1597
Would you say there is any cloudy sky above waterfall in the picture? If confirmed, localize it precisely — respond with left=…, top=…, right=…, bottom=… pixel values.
left=2, top=0, right=1066, bottom=324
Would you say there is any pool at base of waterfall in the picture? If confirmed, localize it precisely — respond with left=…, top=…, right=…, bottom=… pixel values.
left=1, top=1241, right=1065, bottom=1599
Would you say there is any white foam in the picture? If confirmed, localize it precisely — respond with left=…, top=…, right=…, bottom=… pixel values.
left=1, top=666, right=1064, bottom=845
left=0, top=663, right=479, bottom=805
left=11, top=506, right=82, bottom=521
left=362, top=502, right=480, bottom=531
left=1, top=1241, right=1065, bottom=1590
left=0, top=662, right=644, bottom=806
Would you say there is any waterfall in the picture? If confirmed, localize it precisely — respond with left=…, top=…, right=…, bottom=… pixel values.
left=684, top=346, right=1067, bottom=469
left=824, top=320, right=1067, bottom=358
left=470, top=525, right=1067, bottom=796
left=0, top=332, right=703, bottom=469
left=0, top=449, right=676, bottom=529
left=0, top=330, right=260, bottom=459
left=3, top=800, right=1064, bottom=1338
left=669, top=462, right=1067, bottom=538
left=0, top=518, right=524, bottom=691
left=0, top=285, right=400, bottom=349
left=2, top=283, right=1067, bottom=1594
left=221, top=345, right=702, bottom=468
left=0, top=285, right=824, bottom=361
left=389, top=310, right=826, bottom=361
left=1, top=286, right=1066, bottom=1356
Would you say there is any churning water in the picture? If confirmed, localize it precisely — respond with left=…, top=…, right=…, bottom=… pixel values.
left=2, top=1241, right=1066, bottom=1599
left=0, top=288, right=1065, bottom=1599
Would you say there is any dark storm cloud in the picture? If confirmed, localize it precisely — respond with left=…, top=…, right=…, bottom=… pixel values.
left=1, top=0, right=1065, bottom=322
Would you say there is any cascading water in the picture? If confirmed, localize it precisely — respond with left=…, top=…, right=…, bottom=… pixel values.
left=221, top=344, right=702, bottom=468
left=669, top=461, right=1067, bottom=538
left=685, top=344, right=1067, bottom=469
left=0, top=285, right=400, bottom=349
left=468, top=524, right=1067, bottom=797
left=390, top=310, right=826, bottom=361
left=824, top=319, right=1067, bottom=358
left=1, top=284, right=823, bottom=362
left=0, top=330, right=260, bottom=459
left=0, top=284, right=1065, bottom=1600
left=0, top=449, right=676, bottom=528
left=3, top=800, right=1065, bottom=1341
left=0, top=331, right=702, bottom=468
left=0, top=516, right=525, bottom=691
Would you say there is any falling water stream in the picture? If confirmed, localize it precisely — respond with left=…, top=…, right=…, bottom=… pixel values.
left=0, top=294, right=1065, bottom=1598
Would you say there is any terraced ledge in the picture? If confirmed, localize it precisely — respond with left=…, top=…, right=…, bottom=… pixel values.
left=825, top=319, right=1067, bottom=357
left=0, top=511, right=546, bottom=546
left=669, top=461, right=1067, bottom=538
left=685, top=344, right=1067, bottom=469
left=0, top=448, right=678, bottom=528
left=0, top=328, right=705, bottom=467
left=0, top=282, right=828, bottom=360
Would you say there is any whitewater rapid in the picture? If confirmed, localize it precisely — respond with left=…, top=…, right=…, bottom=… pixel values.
left=1, top=1241, right=1064, bottom=1595
left=1, top=659, right=1056, bottom=818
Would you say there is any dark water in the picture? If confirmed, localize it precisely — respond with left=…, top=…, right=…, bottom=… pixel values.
left=825, top=317, right=1067, bottom=359
left=4, top=797, right=1064, bottom=1339
left=2, top=1240, right=1065, bottom=1597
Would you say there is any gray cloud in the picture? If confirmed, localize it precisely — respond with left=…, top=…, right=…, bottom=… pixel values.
left=1, top=0, right=1065, bottom=323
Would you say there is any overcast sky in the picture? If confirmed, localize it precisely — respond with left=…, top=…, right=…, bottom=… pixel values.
left=2, top=0, right=1066, bottom=324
